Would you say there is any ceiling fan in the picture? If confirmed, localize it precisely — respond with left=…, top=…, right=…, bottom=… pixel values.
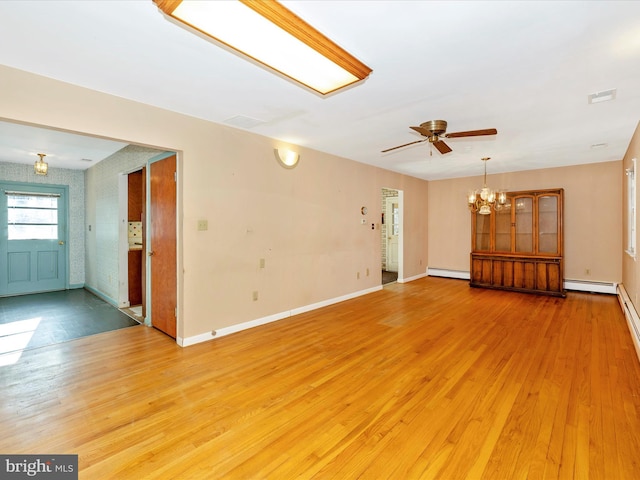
left=382, top=120, right=497, bottom=154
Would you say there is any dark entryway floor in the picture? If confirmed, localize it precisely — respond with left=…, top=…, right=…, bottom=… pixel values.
left=0, top=289, right=141, bottom=356
left=382, top=270, right=398, bottom=285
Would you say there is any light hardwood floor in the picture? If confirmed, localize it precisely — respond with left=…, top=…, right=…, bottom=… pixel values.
left=2, top=277, right=640, bottom=479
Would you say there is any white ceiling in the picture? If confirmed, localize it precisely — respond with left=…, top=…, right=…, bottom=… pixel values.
left=0, top=0, right=639, bottom=180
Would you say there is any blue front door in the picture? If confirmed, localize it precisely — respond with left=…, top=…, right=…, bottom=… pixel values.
left=0, top=182, right=68, bottom=296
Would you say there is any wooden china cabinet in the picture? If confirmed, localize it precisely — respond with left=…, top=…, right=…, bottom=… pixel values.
left=470, top=188, right=565, bottom=297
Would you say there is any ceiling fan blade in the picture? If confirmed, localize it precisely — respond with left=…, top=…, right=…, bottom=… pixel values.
left=444, top=128, right=497, bottom=138
left=409, top=125, right=433, bottom=137
left=381, top=139, right=427, bottom=153
left=433, top=140, right=452, bottom=154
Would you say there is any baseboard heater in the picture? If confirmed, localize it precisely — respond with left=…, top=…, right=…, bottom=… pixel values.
left=564, top=279, right=617, bottom=294
left=427, top=268, right=470, bottom=280
left=428, top=269, right=617, bottom=294
left=617, top=284, right=640, bottom=363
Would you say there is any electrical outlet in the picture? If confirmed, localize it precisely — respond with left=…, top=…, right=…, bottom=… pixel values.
left=366, top=268, right=370, bottom=276
left=197, top=219, right=208, bottom=231
left=259, top=258, right=265, bottom=269
left=252, top=291, right=258, bottom=301
left=357, top=272, right=360, bottom=279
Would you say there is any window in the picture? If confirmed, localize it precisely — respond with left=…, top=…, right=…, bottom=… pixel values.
left=626, top=159, right=636, bottom=258
left=391, top=202, right=399, bottom=236
left=6, top=191, right=59, bottom=240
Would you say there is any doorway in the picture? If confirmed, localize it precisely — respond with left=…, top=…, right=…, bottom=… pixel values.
left=381, top=188, right=403, bottom=285
left=120, top=169, right=145, bottom=322
left=118, top=152, right=177, bottom=339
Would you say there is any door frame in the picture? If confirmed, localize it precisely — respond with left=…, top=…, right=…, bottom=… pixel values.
left=385, top=195, right=400, bottom=273
left=381, top=188, right=404, bottom=282
left=117, top=151, right=179, bottom=338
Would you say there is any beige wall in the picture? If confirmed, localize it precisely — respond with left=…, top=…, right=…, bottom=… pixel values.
left=622, top=122, right=640, bottom=308
left=428, top=161, right=622, bottom=283
left=0, top=65, right=428, bottom=341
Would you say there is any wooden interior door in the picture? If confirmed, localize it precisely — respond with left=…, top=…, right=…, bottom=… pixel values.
left=141, top=166, right=147, bottom=318
left=149, top=155, right=177, bottom=338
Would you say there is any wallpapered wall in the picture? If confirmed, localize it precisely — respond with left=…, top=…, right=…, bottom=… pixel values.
left=84, top=144, right=166, bottom=304
left=0, top=161, right=85, bottom=286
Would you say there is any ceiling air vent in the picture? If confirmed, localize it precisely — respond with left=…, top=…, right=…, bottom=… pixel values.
left=223, top=115, right=266, bottom=129
left=590, top=143, right=608, bottom=149
left=588, top=88, right=616, bottom=104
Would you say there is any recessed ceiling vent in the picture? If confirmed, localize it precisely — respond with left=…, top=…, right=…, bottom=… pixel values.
left=588, top=88, right=616, bottom=104
left=223, top=115, right=266, bottom=129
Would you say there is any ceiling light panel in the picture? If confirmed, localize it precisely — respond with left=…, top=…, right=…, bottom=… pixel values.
left=153, top=0, right=372, bottom=95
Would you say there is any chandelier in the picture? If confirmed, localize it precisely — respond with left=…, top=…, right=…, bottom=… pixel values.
left=34, top=153, right=48, bottom=176
left=467, top=157, right=507, bottom=215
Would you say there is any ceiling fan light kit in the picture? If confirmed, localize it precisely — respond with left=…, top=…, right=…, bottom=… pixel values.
left=152, top=0, right=372, bottom=95
left=381, top=119, right=497, bottom=154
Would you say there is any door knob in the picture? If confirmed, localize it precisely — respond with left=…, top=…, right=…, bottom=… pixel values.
left=59, top=241, right=65, bottom=245
left=148, top=251, right=154, bottom=256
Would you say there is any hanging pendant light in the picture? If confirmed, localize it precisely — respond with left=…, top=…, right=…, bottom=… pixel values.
left=34, top=153, right=48, bottom=176
left=467, top=157, right=506, bottom=215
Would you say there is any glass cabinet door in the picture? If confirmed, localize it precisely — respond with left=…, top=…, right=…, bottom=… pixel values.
left=475, top=213, right=491, bottom=251
left=538, top=194, right=558, bottom=254
left=494, top=202, right=512, bottom=251
left=514, top=196, right=533, bottom=253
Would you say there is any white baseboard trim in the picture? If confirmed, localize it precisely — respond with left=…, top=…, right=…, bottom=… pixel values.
left=178, top=285, right=383, bottom=347
left=564, top=280, right=617, bottom=294
left=398, top=271, right=428, bottom=283
left=617, top=284, right=640, bottom=363
left=427, top=268, right=471, bottom=280
left=84, top=285, right=119, bottom=307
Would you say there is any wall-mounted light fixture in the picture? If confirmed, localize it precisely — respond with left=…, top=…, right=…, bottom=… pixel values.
left=152, top=0, right=372, bottom=95
left=274, top=148, right=299, bottom=169
left=34, top=153, right=48, bottom=176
